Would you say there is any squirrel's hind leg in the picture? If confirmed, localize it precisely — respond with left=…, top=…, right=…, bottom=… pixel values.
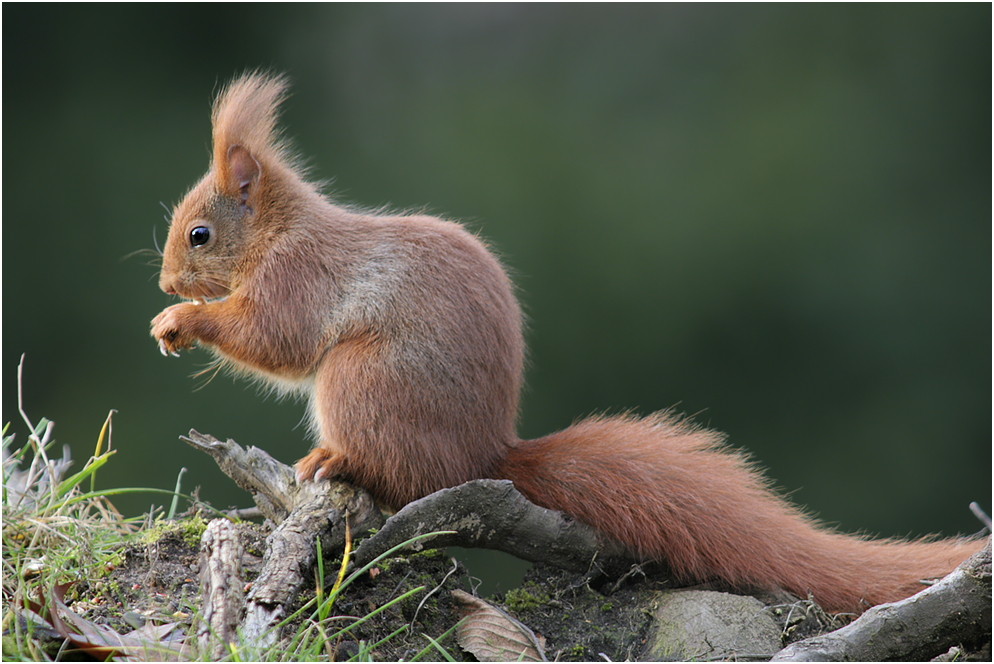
left=295, top=333, right=383, bottom=487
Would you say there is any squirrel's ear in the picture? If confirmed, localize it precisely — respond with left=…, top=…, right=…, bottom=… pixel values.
left=226, top=144, right=261, bottom=202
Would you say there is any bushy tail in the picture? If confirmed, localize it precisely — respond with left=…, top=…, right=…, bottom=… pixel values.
left=497, top=412, right=983, bottom=612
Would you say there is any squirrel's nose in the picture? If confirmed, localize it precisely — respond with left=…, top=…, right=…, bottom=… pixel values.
left=159, top=276, right=178, bottom=295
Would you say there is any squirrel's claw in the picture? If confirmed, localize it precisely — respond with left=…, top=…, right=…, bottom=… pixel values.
left=158, top=338, right=181, bottom=357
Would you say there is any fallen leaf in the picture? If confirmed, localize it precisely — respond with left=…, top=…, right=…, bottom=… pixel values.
left=451, top=589, right=546, bottom=662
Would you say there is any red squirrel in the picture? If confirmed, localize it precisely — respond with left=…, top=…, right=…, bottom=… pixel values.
left=151, top=72, right=984, bottom=613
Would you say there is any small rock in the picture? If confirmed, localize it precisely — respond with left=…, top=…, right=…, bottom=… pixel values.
left=644, top=590, right=782, bottom=661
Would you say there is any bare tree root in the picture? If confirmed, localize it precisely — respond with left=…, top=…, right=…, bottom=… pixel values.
left=772, top=538, right=991, bottom=662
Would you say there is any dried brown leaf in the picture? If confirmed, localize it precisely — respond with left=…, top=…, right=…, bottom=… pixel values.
left=451, top=589, right=546, bottom=662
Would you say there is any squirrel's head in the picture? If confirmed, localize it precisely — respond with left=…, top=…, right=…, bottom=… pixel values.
left=159, top=72, right=292, bottom=301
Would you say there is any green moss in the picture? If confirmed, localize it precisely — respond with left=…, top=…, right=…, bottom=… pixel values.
left=504, top=584, right=552, bottom=612
left=409, top=547, right=444, bottom=560
left=367, top=548, right=443, bottom=577
left=137, top=515, right=209, bottom=547
left=567, top=644, right=589, bottom=658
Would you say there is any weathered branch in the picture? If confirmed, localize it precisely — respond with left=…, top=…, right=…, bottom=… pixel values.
left=241, top=480, right=380, bottom=645
left=182, top=430, right=301, bottom=522
left=183, top=431, right=383, bottom=646
left=772, top=538, right=992, bottom=662
left=353, top=479, right=641, bottom=578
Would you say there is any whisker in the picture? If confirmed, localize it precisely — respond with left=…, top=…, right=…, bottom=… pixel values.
left=152, top=225, right=164, bottom=256
left=120, top=247, right=160, bottom=262
left=204, top=274, right=233, bottom=288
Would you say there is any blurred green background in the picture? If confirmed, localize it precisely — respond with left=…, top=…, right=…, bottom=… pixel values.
left=3, top=4, right=989, bottom=546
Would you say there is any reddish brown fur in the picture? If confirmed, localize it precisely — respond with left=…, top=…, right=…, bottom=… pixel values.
left=152, top=72, right=984, bottom=614
left=499, top=413, right=981, bottom=611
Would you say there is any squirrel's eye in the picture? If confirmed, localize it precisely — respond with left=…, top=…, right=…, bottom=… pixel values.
left=190, top=226, right=211, bottom=247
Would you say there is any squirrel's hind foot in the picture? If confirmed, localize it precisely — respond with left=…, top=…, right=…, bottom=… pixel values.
left=295, top=447, right=347, bottom=483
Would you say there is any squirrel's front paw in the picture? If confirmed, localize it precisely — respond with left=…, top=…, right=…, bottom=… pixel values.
left=150, top=304, right=197, bottom=357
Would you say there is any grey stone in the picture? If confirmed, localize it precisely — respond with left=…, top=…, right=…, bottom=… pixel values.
left=644, top=590, right=782, bottom=661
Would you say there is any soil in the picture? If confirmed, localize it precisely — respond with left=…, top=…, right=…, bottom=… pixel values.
left=68, top=520, right=222, bottom=636
left=53, top=521, right=823, bottom=661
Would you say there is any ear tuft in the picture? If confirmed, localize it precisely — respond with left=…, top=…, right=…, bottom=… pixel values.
left=211, top=71, right=294, bottom=190
left=227, top=144, right=261, bottom=201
